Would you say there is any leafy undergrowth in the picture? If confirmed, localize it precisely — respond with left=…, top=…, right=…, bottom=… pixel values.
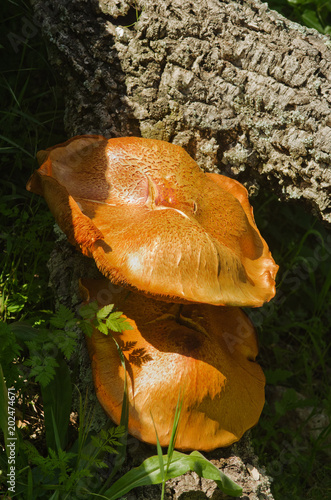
left=250, top=194, right=331, bottom=500
left=1, top=1, right=331, bottom=499
left=0, top=0, right=66, bottom=324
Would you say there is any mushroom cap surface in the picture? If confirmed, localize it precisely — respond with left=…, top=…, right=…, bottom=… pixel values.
left=81, top=278, right=265, bottom=451
left=27, top=135, right=278, bottom=307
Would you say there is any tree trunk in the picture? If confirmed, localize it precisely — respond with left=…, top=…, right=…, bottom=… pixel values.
left=33, top=0, right=331, bottom=223
left=32, top=0, right=331, bottom=497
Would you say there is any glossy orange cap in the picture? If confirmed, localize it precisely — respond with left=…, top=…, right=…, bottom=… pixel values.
left=27, top=136, right=278, bottom=306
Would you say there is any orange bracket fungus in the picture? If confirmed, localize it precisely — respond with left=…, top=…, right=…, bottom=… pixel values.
left=27, top=135, right=278, bottom=451
left=80, top=278, right=265, bottom=451
left=27, top=135, right=278, bottom=307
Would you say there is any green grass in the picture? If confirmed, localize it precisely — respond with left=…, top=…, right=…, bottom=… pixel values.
left=0, top=0, right=330, bottom=499
left=250, top=194, right=331, bottom=500
left=267, top=0, right=331, bottom=35
left=0, top=0, right=66, bottom=322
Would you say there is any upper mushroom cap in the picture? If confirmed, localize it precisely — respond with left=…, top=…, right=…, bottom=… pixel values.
left=81, top=278, right=265, bottom=451
left=27, top=135, right=278, bottom=307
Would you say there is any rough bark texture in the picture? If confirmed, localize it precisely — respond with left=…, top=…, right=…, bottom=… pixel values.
left=33, top=0, right=331, bottom=497
left=33, top=0, right=331, bottom=223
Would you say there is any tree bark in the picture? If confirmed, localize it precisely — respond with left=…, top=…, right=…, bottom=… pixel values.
left=33, top=0, right=331, bottom=223
left=32, top=0, right=331, bottom=497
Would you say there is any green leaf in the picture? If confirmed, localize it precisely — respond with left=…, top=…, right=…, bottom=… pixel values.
left=151, top=414, right=165, bottom=483
left=104, top=450, right=242, bottom=499
left=27, top=466, right=33, bottom=500
left=50, top=305, right=76, bottom=328
left=107, top=311, right=123, bottom=320
left=53, top=330, right=78, bottom=360
left=27, top=355, right=59, bottom=386
left=78, top=320, right=94, bottom=337
left=93, top=459, right=108, bottom=469
left=301, top=9, right=324, bottom=32
left=27, top=356, right=59, bottom=387
left=79, top=302, right=99, bottom=319
left=100, top=343, right=129, bottom=492
left=96, top=304, right=114, bottom=319
left=265, top=368, right=293, bottom=385
left=287, top=0, right=308, bottom=5
left=166, top=393, right=183, bottom=470
left=9, top=322, right=39, bottom=342
left=106, top=316, right=133, bottom=333
left=95, top=321, right=109, bottom=335
left=0, top=321, right=23, bottom=387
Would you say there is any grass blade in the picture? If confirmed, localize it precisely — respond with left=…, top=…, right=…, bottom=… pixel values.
left=150, top=412, right=165, bottom=483
left=0, top=133, right=34, bottom=157
left=166, top=392, right=183, bottom=473
left=100, top=335, right=129, bottom=492
left=27, top=466, right=33, bottom=500
left=41, top=355, right=72, bottom=451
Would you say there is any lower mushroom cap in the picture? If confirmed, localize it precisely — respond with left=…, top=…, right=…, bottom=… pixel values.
left=81, top=278, right=265, bottom=451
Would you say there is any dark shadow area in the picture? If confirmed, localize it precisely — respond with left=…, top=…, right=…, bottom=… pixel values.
left=106, top=5, right=142, bottom=30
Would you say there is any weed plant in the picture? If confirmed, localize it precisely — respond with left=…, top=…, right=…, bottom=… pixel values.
left=267, top=0, right=331, bottom=35
left=0, top=0, right=330, bottom=499
left=0, top=0, right=66, bottom=323
left=251, top=195, right=331, bottom=500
